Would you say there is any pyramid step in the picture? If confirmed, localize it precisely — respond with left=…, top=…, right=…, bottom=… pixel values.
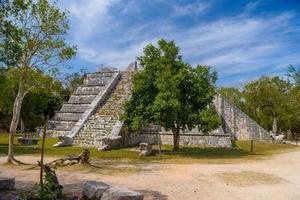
left=86, top=72, right=116, bottom=79
left=47, top=129, right=70, bottom=137
left=48, top=120, right=76, bottom=131
left=60, top=104, right=90, bottom=113
left=68, top=94, right=97, bottom=104
left=52, top=112, right=82, bottom=122
left=75, top=86, right=105, bottom=95
left=84, top=77, right=113, bottom=86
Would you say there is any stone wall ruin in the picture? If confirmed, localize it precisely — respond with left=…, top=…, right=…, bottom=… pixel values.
left=47, top=67, right=270, bottom=149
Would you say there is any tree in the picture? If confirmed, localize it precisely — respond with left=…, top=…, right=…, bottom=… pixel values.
left=287, top=65, right=300, bottom=86
left=123, top=39, right=220, bottom=151
left=242, top=76, right=291, bottom=132
left=0, top=68, right=64, bottom=132
left=0, top=0, right=76, bottom=164
left=218, top=87, right=243, bottom=107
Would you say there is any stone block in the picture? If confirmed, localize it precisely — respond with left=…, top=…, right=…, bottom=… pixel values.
left=0, top=177, right=15, bottom=191
left=101, top=187, right=143, bottom=200
left=82, top=181, right=110, bottom=200
left=139, top=143, right=152, bottom=156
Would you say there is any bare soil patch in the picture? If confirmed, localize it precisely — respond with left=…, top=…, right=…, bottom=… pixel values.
left=216, top=171, right=284, bottom=187
left=1, top=150, right=300, bottom=200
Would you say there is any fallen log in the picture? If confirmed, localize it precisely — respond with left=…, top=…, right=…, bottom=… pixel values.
left=46, top=149, right=90, bottom=167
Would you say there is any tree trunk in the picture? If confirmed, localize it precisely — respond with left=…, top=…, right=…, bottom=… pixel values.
left=20, top=116, right=25, bottom=136
left=40, top=117, right=49, bottom=191
left=7, top=85, right=25, bottom=163
left=172, top=128, right=180, bottom=151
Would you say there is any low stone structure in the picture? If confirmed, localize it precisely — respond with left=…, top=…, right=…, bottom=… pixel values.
left=124, top=132, right=232, bottom=148
left=82, top=181, right=143, bottom=200
left=0, top=177, right=15, bottom=191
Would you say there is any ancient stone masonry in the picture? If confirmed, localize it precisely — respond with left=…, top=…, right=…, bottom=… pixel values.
left=73, top=71, right=132, bottom=149
left=48, top=66, right=270, bottom=149
left=213, top=93, right=271, bottom=141
left=47, top=71, right=121, bottom=141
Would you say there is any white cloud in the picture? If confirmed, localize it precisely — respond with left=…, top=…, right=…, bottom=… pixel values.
left=68, top=0, right=119, bottom=35
left=61, top=1, right=300, bottom=85
left=173, top=2, right=210, bottom=17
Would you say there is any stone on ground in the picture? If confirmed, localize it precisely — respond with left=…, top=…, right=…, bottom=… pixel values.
left=0, top=177, right=15, bottom=191
left=139, top=143, right=152, bottom=156
left=101, top=187, right=144, bottom=200
left=82, top=181, right=110, bottom=200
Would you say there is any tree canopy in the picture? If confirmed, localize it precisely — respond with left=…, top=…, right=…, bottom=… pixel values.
left=123, top=39, right=220, bottom=150
left=0, top=0, right=76, bottom=164
left=219, top=70, right=300, bottom=139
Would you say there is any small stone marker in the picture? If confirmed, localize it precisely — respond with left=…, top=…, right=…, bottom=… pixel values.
left=0, top=177, right=15, bottom=191
left=101, top=187, right=144, bottom=200
left=139, top=143, right=152, bottom=156
left=82, top=181, right=110, bottom=200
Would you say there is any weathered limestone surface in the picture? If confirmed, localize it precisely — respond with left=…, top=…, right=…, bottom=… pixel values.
left=48, top=67, right=270, bottom=149
left=82, top=181, right=144, bottom=200
left=47, top=71, right=120, bottom=139
left=73, top=71, right=132, bottom=150
left=139, top=143, right=152, bottom=156
left=101, top=187, right=144, bottom=200
left=83, top=181, right=110, bottom=199
left=0, top=177, right=15, bottom=191
left=125, top=133, right=232, bottom=148
left=213, top=93, right=270, bottom=141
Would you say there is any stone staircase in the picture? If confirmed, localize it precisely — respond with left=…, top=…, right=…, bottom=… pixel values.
left=47, top=71, right=120, bottom=139
left=213, top=93, right=271, bottom=141
left=73, top=71, right=132, bottom=149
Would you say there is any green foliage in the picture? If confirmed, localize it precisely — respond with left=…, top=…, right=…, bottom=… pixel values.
left=37, top=166, right=62, bottom=200
left=0, top=133, right=296, bottom=164
left=0, top=68, right=68, bottom=131
left=62, top=70, right=85, bottom=96
left=123, top=39, right=220, bottom=150
left=287, top=65, right=300, bottom=86
left=0, top=0, right=76, bottom=70
left=242, top=76, right=291, bottom=130
left=218, top=87, right=243, bottom=107
left=220, top=71, right=300, bottom=137
left=0, top=67, right=84, bottom=132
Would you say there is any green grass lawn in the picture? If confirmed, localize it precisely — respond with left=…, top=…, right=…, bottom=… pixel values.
left=0, top=132, right=297, bottom=164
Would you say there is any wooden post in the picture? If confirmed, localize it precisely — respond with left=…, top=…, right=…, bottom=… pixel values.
left=250, top=140, right=254, bottom=152
left=40, top=116, right=49, bottom=191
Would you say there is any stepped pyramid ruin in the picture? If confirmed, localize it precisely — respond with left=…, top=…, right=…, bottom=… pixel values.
left=47, top=65, right=271, bottom=149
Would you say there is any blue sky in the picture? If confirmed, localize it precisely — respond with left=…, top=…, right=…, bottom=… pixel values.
left=59, top=0, right=300, bottom=86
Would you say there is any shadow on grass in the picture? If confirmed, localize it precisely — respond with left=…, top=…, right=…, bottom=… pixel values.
left=0, top=143, right=43, bottom=155
left=151, top=146, right=253, bottom=160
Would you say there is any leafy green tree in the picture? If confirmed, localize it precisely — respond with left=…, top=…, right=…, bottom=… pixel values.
left=123, top=39, right=220, bottom=151
left=0, top=68, right=66, bottom=132
left=242, top=76, right=291, bottom=132
left=287, top=65, right=300, bottom=86
left=0, top=0, right=76, bottom=164
left=218, top=87, right=243, bottom=107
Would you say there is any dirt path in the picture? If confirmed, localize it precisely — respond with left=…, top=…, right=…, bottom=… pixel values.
left=1, top=150, right=300, bottom=200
